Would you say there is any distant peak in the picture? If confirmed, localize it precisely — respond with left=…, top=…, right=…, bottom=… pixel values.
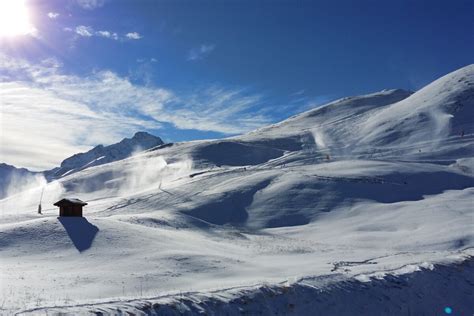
left=92, top=144, right=104, bottom=150
left=132, top=131, right=156, bottom=139
left=0, top=162, right=33, bottom=174
left=52, top=131, right=164, bottom=179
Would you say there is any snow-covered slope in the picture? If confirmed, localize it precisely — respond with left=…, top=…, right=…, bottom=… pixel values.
left=1, top=65, right=473, bottom=314
left=237, top=65, right=473, bottom=162
left=18, top=259, right=474, bottom=315
left=45, top=131, right=164, bottom=179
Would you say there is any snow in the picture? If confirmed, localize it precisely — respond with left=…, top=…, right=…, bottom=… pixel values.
left=14, top=258, right=474, bottom=315
left=0, top=65, right=473, bottom=314
left=0, top=163, right=42, bottom=199
left=45, top=131, right=164, bottom=179
left=53, top=198, right=88, bottom=205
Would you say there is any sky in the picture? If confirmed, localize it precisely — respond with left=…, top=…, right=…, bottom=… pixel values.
left=0, top=0, right=473, bottom=170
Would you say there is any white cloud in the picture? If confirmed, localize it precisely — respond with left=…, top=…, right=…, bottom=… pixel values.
left=76, top=0, right=106, bottom=10
left=40, top=57, right=63, bottom=69
left=75, top=25, right=93, bottom=37
left=1, top=83, right=103, bottom=170
left=160, top=87, right=269, bottom=134
left=96, top=30, right=118, bottom=40
left=125, top=32, right=142, bottom=40
left=96, top=30, right=110, bottom=37
left=187, top=44, right=216, bottom=61
left=0, top=54, right=272, bottom=170
left=0, top=80, right=162, bottom=170
left=136, top=58, right=157, bottom=63
left=65, top=26, right=134, bottom=41
left=47, top=12, right=60, bottom=19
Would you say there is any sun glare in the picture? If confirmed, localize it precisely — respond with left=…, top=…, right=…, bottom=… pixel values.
left=0, top=0, right=36, bottom=37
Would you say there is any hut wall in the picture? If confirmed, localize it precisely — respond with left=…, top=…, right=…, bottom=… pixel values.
left=72, top=205, right=83, bottom=217
left=59, top=204, right=83, bottom=217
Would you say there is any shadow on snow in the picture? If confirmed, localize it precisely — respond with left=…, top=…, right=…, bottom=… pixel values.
left=58, top=217, right=99, bottom=252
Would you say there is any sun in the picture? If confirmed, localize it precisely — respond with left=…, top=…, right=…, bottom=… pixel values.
left=0, top=0, right=36, bottom=37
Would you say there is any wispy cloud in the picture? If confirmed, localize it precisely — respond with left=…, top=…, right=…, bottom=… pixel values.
left=131, top=58, right=159, bottom=85
left=136, top=58, right=157, bottom=63
left=76, top=0, right=107, bottom=10
left=0, top=54, right=272, bottom=170
left=277, top=91, right=335, bottom=116
left=47, top=12, right=60, bottom=19
left=160, top=87, right=270, bottom=133
left=75, top=25, right=93, bottom=37
left=187, top=44, right=215, bottom=61
left=125, top=32, right=142, bottom=40
left=96, top=30, right=119, bottom=40
left=65, top=26, right=139, bottom=41
left=1, top=82, right=112, bottom=170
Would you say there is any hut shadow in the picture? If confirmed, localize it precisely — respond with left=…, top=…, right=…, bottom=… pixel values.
left=58, top=217, right=99, bottom=252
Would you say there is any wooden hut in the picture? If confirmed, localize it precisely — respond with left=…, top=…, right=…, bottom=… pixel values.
left=54, top=198, right=88, bottom=217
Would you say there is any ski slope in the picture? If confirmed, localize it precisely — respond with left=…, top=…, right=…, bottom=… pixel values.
left=0, top=65, right=473, bottom=314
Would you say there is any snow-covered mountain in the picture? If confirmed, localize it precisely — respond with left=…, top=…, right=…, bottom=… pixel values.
left=45, top=131, right=164, bottom=179
left=238, top=65, right=472, bottom=161
left=1, top=65, right=473, bottom=315
left=0, top=132, right=163, bottom=199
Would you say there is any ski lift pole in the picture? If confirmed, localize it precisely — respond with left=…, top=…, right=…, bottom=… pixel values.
left=38, top=187, right=45, bottom=214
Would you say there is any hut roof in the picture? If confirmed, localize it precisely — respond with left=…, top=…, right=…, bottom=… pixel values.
left=53, top=198, right=88, bottom=207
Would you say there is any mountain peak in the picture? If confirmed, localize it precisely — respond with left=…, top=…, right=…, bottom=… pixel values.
left=132, top=131, right=154, bottom=139
left=47, top=132, right=164, bottom=179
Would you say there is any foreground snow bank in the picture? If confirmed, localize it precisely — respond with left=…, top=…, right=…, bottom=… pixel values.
left=18, top=258, right=474, bottom=315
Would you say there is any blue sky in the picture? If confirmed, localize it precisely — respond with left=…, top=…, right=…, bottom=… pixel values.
left=0, top=0, right=473, bottom=170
